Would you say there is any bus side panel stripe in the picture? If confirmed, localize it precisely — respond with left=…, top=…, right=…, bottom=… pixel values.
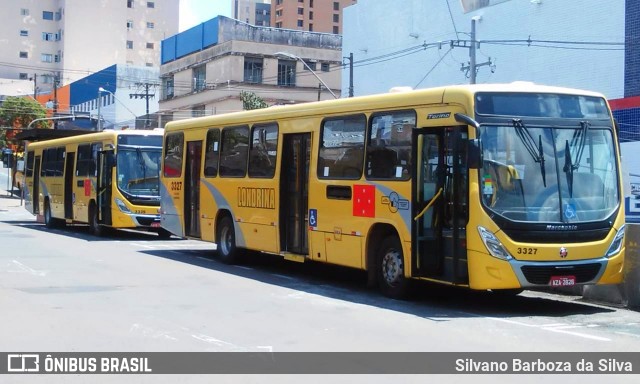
left=201, top=179, right=246, bottom=247
left=160, top=181, right=184, bottom=237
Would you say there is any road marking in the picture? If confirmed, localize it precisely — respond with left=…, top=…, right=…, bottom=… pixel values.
left=485, top=316, right=610, bottom=342
left=235, top=266, right=254, bottom=270
left=273, top=273, right=295, bottom=280
left=9, top=260, right=47, bottom=276
left=195, top=256, right=213, bottom=262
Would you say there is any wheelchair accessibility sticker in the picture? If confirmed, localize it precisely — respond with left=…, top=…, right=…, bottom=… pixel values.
left=564, top=203, right=577, bottom=220
left=309, top=209, right=317, bottom=229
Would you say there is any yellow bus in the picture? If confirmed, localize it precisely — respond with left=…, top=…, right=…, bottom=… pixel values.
left=160, top=83, right=626, bottom=297
left=24, top=129, right=169, bottom=237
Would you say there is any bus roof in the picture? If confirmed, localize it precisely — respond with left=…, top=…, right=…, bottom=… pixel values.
left=164, top=83, right=607, bottom=133
left=25, top=129, right=164, bottom=149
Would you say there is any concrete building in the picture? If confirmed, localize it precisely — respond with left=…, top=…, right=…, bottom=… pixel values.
left=233, top=0, right=272, bottom=26
left=0, top=0, right=179, bottom=95
left=272, top=0, right=356, bottom=34
left=159, top=16, right=342, bottom=121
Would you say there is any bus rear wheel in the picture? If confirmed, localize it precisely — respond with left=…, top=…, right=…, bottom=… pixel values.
left=216, top=216, right=240, bottom=264
left=44, top=200, right=55, bottom=228
left=377, top=235, right=410, bottom=299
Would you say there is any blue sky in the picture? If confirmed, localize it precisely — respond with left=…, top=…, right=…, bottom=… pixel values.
left=179, top=0, right=232, bottom=31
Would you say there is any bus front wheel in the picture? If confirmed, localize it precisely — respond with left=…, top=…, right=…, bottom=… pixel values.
left=377, top=235, right=410, bottom=299
left=89, top=203, right=105, bottom=237
left=216, top=216, right=240, bottom=264
left=44, top=200, right=55, bottom=228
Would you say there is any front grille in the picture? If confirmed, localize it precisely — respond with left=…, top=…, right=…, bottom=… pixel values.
left=520, top=263, right=602, bottom=285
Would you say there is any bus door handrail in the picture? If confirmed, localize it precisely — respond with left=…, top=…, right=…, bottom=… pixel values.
left=414, top=187, right=443, bottom=221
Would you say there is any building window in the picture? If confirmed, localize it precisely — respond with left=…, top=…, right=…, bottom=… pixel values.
left=309, top=11, right=313, bottom=20
left=20, top=30, right=29, bottom=37
left=146, top=42, right=154, bottom=49
left=277, top=60, right=296, bottom=87
left=126, top=40, right=133, bottom=49
left=333, top=2, right=339, bottom=11
left=147, top=1, right=155, bottom=8
left=146, top=62, right=153, bottom=67
left=127, top=20, right=133, bottom=29
left=302, top=59, right=316, bottom=71
left=298, top=7, right=304, bottom=15
left=309, top=24, right=313, bottom=31
left=19, top=51, right=28, bottom=59
left=333, top=26, right=339, bottom=34
left=310, top=0, right=314, bottom=7
left=333, top=14, right=339, bottom=22
left=42, top=32, right=55, bottom=41
left=297, top=19, right=303, bottom=27
left=276, top=22, right=282, bottom=28
left=127, top=0, right=134, bottom=8
left=54, top=54, right=60, bottom=63
left=298, top=0, right=304, bottom=3
left=193, top=65, right=206, bottom=92
left=55, top=10, right=61, bottom=21
left=163, top=76, right=174, bottom=99
left=20, top=8, right=29, bottom=16
left=19, top=73, right=29, bottom=80
left=276, top=9, right=282, bottom=17
left=146, top=22, right=154, bottom=28
left=321, top=62, right=330, bottom=72
left=244, top=57, right=263, bottom=84
left=276, top=0, right=282, bottom=4
left=43, top=11, right=54, bottom=20
left=192, top=105, right=205, bottom=118
left=41, top=54, right=53, bottom=63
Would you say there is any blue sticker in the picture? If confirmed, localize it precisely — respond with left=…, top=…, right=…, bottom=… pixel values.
left=309, top=209, right=317, bottom=228
left=564, top=203, right=577, bottom=220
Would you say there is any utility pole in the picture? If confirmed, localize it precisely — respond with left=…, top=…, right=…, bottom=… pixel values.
left=344, top=53, right=354, bottom=97
left=130, top=82, right=157, bottom=128
left=53, top=73, right=59, bottom=128
left=32, top=74, right=37, bottom=99
left=453, top=17, right=494, bottom=84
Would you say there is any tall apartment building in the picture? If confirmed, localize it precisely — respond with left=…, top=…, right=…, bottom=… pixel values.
left=0, top=0, right=179, bottom=95
left=233, top=0, right=272, bottom=26
left=271, top=0, right=356, bottom=34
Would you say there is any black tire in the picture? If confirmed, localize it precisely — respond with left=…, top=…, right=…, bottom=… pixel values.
left=157, top=228, right=172, bottom=239
left=377, top=235, right=410, bottom=299
left=216, top=215, right=240, bottom=264
left=89, top=203, right=105, bottom=237
left=44, top=199, right=56, bottom=228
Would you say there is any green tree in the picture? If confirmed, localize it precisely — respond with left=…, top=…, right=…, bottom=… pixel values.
left=0, top=97, right=49, bottom=148
left=240, top=91, right=268, bottom=110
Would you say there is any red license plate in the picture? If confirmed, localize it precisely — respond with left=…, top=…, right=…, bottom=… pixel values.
left=549, top=275, right=576, bottom=287
left=151, top=222, right=161, bottom=228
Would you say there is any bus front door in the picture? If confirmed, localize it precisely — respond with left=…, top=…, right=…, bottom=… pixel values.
left=184, top=141, right=202, bottom=238
left=33, top=156, right=41, bottom=214
left=280, top=133, right=310, bottom=255
left=64, top=152, right=75, bottom=220
left=97, top=150, right=114, bottom=225
left=413, top=128, right=468, bottom=284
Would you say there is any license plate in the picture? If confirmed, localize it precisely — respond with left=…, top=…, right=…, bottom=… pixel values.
left=549, top=275, right=576, bottom=287
left=151, top=222, right=161, bottom=228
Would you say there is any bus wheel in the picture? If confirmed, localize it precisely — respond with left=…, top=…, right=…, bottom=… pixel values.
left=377, top=235, right=409, bottom=299
left=89, top=203, right=104, bottom=237
left=216, top=216, right=239, bottom=264
left=44, top=200, right=55, bottom=228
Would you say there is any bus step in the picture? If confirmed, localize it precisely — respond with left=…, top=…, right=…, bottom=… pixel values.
left=283, top=253, right=306, bottom=263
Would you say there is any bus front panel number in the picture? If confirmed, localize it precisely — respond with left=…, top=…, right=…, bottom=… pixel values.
left=516, top=247, right=537, bottom=255
left=170, top=181, right=182, bottom=191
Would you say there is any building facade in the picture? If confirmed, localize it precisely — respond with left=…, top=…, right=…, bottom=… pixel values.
left=233, top=0, right=272, bottom=26
left=159, top=16, right=342, bottom=121
left=0, top=0, right=179, bottom=95
left=272, top=0, right=356, bottom=34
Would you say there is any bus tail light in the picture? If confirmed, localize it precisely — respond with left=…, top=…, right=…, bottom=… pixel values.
left=478, top=226, right=512, bottom=261
left=115, top=198, right=131, bottom=213
left=605, top=225, right=625, bottom=258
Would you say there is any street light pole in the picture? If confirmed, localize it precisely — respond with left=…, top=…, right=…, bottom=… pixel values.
left=274, top=52, right=338, bottom=99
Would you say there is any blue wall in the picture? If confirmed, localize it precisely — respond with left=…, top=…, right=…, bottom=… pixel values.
left=161, top=17, right=220, bottom=64
left=69, top=64, right=117, bottom=105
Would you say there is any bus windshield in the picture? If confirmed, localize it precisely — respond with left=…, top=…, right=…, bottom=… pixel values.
left=477, top=123, right=619, bottom=223
left=116, top=146, right=162, bottom=199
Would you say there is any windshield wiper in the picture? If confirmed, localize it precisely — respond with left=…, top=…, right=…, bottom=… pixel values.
left=513, top=119, right=546, bottom=187
left=136, top=147, right=147, bottom=184
left=563, top=121, right=590, bottom=198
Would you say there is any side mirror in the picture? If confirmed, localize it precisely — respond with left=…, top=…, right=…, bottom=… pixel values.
left=467, top=139, right=482, bottom=169
left=105, top=151, right=116, bottom=168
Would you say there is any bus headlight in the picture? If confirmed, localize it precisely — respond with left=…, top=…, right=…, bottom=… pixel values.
left=605, top=224, right=625, bottom=258
left=478, top=226, right=512, bottom=261
left=115, top=198, right=131, bottom=213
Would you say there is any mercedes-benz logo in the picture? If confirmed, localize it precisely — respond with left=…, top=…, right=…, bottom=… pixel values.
left=559, top=247, right=568, bottom=258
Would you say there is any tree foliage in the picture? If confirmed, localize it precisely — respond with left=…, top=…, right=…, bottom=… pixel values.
left=240, top=91, right=268, bottom=110
left=0, top=97, right=49, bottom=148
